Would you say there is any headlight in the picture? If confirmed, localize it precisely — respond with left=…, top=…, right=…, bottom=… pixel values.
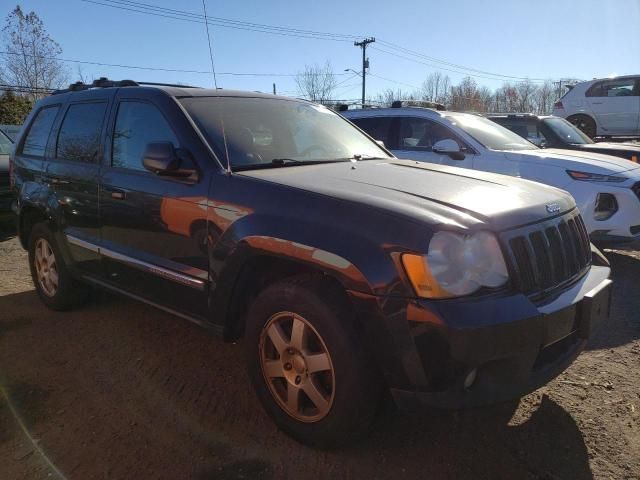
left=567, top=170, right=626, bottom=183
left=402, top=231, right=509, bottom=298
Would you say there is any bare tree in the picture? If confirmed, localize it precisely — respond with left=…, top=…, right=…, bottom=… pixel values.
left=419, top=72, right=451, bottom=105
left=295, top=61, right=337, bottom=104
left=477, top=86, right=494, bottom=112
left=449, top=77, right=482, bottom=111
left=1, top=6, right=68, bottom=100
left=515, top=79, right=536, bottom=112
left=534, top=80, right=556, bottom=114
left=372, top=88, right=416, bottom=107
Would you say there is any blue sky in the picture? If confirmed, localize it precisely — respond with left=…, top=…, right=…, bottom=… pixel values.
left=6, top=0, right=640, bottom=99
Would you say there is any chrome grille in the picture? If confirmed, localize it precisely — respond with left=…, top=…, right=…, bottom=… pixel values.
left=502, top=210, right=591, bottom=295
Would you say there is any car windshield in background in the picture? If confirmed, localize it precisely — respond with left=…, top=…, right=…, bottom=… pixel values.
left=0, top=129, right=12, bottom=155
left=445, top=113, right=538, bottom=151
left=543, top=117, right=594, bottom=145
left=180, top=97, right=390, bottom=170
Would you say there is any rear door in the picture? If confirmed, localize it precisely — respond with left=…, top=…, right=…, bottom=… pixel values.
left=99, top=89, right=211, bottom=319
left=585, top=77, right=640, bottom=135
left=45, top=92, right=111, bottom=276
left=393, top=116, right=475, bottom=168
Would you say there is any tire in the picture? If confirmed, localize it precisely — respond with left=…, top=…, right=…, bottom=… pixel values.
left=245, top=275, right=382, bottom=448
left=28, top=222, right=89, bottom=311
left=568, top=114, right=597, bottom=138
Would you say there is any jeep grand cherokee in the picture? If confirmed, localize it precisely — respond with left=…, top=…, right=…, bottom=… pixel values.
left=11, top=78, right=612, bottom=447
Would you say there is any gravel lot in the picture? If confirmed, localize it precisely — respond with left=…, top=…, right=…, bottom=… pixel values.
left=0, top=220, right=638, bottom=480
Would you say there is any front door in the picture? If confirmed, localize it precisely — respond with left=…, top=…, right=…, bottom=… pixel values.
left=99, top=91, right=210, bottom=319
left=586, top=77, right=640, bottom=135
left=393, top=117, right=476, bottom=169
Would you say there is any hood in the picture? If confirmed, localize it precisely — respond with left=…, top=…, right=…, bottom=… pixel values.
left=238, top=159, right=575, bottom=232
left=575, top=142, right=640, bottom=157
left=511, top=148, right=640, bottom=174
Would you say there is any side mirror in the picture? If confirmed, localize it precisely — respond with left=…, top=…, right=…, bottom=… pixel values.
left=432, top=139, right=465, bottom=160
left=143, top=142, right=180, bottom=174
left=142, top=142, right=198, bottom=181
left=375, top=139, right=386, bottom=148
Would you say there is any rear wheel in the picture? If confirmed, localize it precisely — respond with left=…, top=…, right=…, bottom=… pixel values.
left=245, top=275, right=382, bottom=448
left=567, top=114, right=597, bottom=138
left=28, top=222, right=89, bottom=310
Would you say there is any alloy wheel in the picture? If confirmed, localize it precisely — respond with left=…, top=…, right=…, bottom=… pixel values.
left=34, top=238, right=59, bottom=297
left=259, top=311, right=335, bottom=423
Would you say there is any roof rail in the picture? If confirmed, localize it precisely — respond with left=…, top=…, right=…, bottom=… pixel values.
left=391, top=100, right=446, bottom=111
left=484, top=112, right=536, bottom=117
left=52, top=77, right=200, bottom=95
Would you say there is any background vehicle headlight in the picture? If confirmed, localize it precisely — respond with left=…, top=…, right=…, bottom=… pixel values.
left=402, top=231, right=509, bottom=298
left=567, top=170, right=626, bottom=183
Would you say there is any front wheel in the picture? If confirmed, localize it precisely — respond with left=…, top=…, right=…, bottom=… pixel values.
left=245, top=275, right=382, bottom=448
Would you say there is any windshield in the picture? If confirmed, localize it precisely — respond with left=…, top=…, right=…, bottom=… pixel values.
left=444, top=113, right=538, bottom=151
left=0, top=129, right=12, bottom=155
left=180, top=97, right=390, bottom=170
left=543, top=117, right=594, bottom=145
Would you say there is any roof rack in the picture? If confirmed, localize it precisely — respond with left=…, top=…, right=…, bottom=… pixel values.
left=52, top=77, right=200, bottom=95
left=391, top=100, right=446, bottom=111
left=483, top=112, right=536, bottom=117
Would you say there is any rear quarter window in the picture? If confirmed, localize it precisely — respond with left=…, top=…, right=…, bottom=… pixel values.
left=21, top=105, right=60, bottom=157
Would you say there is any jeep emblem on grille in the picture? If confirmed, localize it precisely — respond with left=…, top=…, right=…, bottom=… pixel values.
left=546, top=203, right=561, bottom=214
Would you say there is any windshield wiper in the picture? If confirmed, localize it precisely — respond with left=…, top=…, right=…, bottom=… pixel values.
left=271, top=158, right=304, bottom=166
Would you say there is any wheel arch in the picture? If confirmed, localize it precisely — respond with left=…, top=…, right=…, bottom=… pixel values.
left=18, top=204, right=50, bottom=249
left=215, top=237, right=372, bottom=341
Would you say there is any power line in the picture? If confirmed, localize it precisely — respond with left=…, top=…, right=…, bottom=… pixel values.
left=0, top=50, right=349, bottom=77
left=80, top=0, right=357, bottom=42
left=376, top=40, right=548, bottom=82
left=370, top=46, right=547, bottom=84
left=81, top=0, right=552, bottom=83
left=368, top=73, right=419, bottom=90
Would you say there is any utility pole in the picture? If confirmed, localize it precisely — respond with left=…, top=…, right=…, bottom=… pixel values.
left=354, top=37, right=375, bottom=108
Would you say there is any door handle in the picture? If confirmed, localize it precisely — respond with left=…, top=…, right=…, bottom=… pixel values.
left=111, top=190, right=126, bottom=200
left=591, top=101, right=603, bottom=105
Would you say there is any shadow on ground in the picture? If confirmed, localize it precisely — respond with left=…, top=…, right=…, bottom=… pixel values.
left=0, top=289, right=595, bottom=480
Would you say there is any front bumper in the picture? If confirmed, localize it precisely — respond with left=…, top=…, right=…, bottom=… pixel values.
left=569, top=181, right=640, bottom=244
left=350, top=265, right=611, bottom=411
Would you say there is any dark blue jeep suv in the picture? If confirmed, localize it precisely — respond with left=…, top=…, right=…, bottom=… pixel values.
left=11, top=78, right=612, bottom=447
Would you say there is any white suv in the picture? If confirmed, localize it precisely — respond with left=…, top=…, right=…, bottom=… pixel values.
left=343, top=106, right=640, bottom=244
left=552, top=76, right=640, bottom=138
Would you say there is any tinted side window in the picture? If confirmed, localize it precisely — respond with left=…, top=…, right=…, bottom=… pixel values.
left=21, top=106, right=60, bottom=157
left=586, top=78, right=638, bottom=97
left=56, top=102, right=108, bottom=163
left=351, top=117, right=393, bottom=146
left=112, top=101, right=178, bottom=171
left=399, top=117, right=464, bottom=151
left=497, top=120, right=546, bottom=143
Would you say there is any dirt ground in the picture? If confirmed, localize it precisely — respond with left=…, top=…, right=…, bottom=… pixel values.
left=0, top=220, right=638, bottom=480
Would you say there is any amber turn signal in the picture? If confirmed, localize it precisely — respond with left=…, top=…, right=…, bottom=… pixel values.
left=401, top=253, right=452, bottom=299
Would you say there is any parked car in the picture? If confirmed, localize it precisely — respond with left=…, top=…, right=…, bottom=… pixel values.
left=12, top=79, right=612, bottom=447
left=486, top=113, right=640, bottom=162
left=0, top=124, right=22, bottom=142
left=552, top=76, right=640, bottom=138
left=344, top=106, right=640, bottom=244
left=0, top=128, right=15, bottom=221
